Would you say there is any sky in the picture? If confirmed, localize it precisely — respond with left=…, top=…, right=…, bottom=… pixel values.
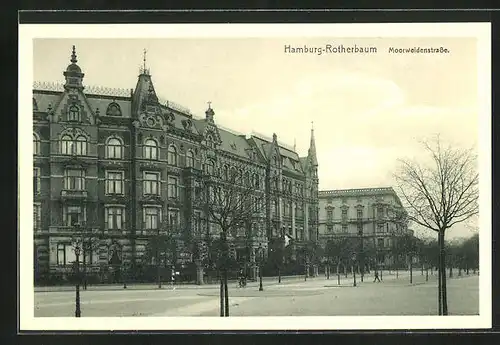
left=32, top=37, right=480, bottom=239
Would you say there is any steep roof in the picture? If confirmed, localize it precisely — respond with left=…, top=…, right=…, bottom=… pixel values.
left=217, top=128, right=253, bottom=159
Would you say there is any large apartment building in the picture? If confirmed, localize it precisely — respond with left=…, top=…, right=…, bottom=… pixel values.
left=318, top=187, right=412, bottom=267
left=32, top=46, right=319, bottom=283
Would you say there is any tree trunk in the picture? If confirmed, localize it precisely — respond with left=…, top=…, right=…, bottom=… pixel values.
left=438, top=234, right=442, bottom=315
left=220, top=274, right=224, bottom=317
left=439, top=230, right=448, bottom=315
left=421, top=265, right=424, bottom=276
left=409, top=259, right=413, bottom=284
left=224, top=267, right=229, bottom=317
left=426, top=265, right=429, bottom=282
left=82, top=255, right=87, bottom=290
left=337, top=262, right=340, bottom=285
left=449, top=266, right=453, bottom=278
left=344, top=264, right=348, bottom=278
left=458, top=267, right=462, bottom=277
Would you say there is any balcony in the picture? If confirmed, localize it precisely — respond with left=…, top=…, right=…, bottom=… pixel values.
left=349, top=217, right=373, bottom=223
left=60, top=189, right=88, bottom=200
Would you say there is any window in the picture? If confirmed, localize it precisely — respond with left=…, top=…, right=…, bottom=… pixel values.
left=254, top=174, right=259, bottom=189
left=167, top=145, right=177, bottom=166
left=327, top=209, right=333, bottom=220
left=106, top=171, right=124, bottom=195
left=105, top=207, right=125, bottom=230
left=143, top=172, right=160, bottom=195
left=75, top=136, right=87, bottom=155
left=33, top=203, right=41, bottom=230
left=106, top=137, right=123, bottom=159
left=60, top=135, right=73, bottom=155
left=273, top=199, right=279, bottom=216
left=326, top=198, right=333, bottom=204
left=33, top=167, right=40, bottom=194
left=377, top=238, right=384, bottom=248
left=357, top=209, right=363, bottom=219
left=204, top=159, right=214, bottom=175
left=327, top=225, right=333, bottom=233
left=63, top=205, right=84, bottom=226
left=68, top=105, right=80, bottom=122
left=106, top=102, right=122, bottom=117
left=186, top=150, right=194, bottom=168
left=357, top=223, right=363, bottom=234
left=341, top=209, right=348, bottom=220
left=167, top=176, right=178, bottom=199
left=64, top=169, right=85, bottom=190
left=296, top=204, right=303, bottom=218
left=57, top=243, right=67, bottom=265
left=377, top=223, right=384, bottom=233
left=144, top=207, right=161, bottom=229
left=341, top=224, right=348, bottom=233
left=143, top=139, right=158, bottom=160
left=33, top=133, right=40, bottom=155
left=168, top=209, right=179, bottom=227
left=377, top=206, right=384, bottom=218
left=193, top=212, right=202, bottom=234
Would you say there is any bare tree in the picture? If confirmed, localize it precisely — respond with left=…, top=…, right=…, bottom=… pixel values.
left=200, top=167, right=265, bottom=317
left=393, top=135, right=478, bottom=315
left=70, top=223, right=100, bottom=290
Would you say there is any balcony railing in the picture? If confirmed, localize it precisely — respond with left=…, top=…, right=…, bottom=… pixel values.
left=60, top=189, right=88, bottom=199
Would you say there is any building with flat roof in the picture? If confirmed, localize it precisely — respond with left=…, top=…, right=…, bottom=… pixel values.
left=318, top=187, right=412, bottom=268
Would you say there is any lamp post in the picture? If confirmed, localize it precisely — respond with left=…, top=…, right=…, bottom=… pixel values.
left=74, top=244, right=81, bottom=317
left=258, top=244, right=263, bottom=291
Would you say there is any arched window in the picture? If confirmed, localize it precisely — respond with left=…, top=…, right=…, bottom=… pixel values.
left=68, top=105, right=80, bottom=122
left=33, top=133, right=40, bottom=155
left=75, top=136, right=87, bottom=156
left=167, top=145, right=177, bottom=166
left=106, top=137, right=123, bottom=159
left=60, top=135, right=73, bottom=155
left=205, top=159, right=215, bottom=175
left=186, top=150, right=194, bottom=168
left=223, top=165, right=229, bottom=180
left=106, top=102, right=122, bottom=117
left=254, top=173, right=259, bottom=189
left=143, top=139, right=158, bottom=160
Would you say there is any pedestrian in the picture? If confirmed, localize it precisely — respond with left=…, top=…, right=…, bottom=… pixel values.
left=373, top=270, right=381, bottom=283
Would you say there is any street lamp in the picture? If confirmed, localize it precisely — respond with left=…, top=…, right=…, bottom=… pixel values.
left=258, top=244, right=263, bottom=291
left=74, top=243, right=81, bottom=317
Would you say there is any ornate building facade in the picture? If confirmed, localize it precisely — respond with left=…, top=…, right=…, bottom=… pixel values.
left=318, top=187, right=412, bottom=267
left=32, top=46, right=319, bottom=283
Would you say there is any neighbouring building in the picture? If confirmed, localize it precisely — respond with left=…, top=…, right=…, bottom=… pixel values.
left=318, top=187, right=413, bottom=268
left=32, top=46, right=319, bottom=284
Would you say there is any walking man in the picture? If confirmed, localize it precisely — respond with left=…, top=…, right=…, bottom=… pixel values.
left=373, top=270, right=381, bottom=283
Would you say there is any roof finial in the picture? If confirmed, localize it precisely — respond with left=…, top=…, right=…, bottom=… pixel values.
left=311, top=120, right=314, bottom=131
left=71, top=45, right=77, bottom=64
left=143, top=48, right=147, bottom=72
left=207, top=101, right=212, bottom=109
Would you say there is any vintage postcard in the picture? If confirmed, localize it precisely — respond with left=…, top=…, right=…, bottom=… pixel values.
left=19, top=23, right=491, bottom=331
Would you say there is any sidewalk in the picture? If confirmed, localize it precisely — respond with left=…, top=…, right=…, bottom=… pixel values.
left=34, top=274, right=309, bottom=293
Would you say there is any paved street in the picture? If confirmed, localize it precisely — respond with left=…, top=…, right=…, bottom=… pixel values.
left=34, top=271, right=479, bottom=317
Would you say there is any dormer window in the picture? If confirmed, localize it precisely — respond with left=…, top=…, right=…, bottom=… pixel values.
left=106, top=102, right=122, bottom=117
left=68, top=105, right=80, bottom=122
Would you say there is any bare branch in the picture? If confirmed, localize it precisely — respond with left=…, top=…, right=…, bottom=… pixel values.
left=393, top=135, right=479, bottom=235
